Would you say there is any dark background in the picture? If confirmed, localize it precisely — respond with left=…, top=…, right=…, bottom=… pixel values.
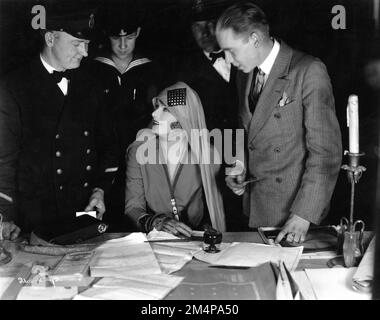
left=1, top=0, right=380, bottom=229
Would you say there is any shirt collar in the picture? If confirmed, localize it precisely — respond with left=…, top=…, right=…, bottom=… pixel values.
left=203, top=50, right=224, bottom=60
left=259, top=39, right=280, bottom=75
left=40, top=54, right=58, bottom=74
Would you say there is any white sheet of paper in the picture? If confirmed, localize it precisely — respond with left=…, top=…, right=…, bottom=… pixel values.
left=75, top=274, right=183, bottom=300
left=194, top=242, right=303, bottom=271
left=16, top=286, right=78, bottom=300
left=93, top=274, right=183, bottom=299
left=90, top=233, right=162, bottom=278
left=305, top=268, right=372, bottom=300
left=352, top=236, right=375, bottom=289
left=292, top=271, right=317, bottom=300
left=0, top=277, right=14, bottom=298
left=75, top=211, right=96, bottom=218
left=147, top=230, right=203, bottom=274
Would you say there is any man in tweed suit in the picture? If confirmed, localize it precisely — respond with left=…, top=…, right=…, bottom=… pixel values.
left=216, top=2, right=342, bottom=243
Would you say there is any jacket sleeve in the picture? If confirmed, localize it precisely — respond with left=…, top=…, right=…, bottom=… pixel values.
left=0, top=82, right=21, bottom=221
left=93, top=87, right=119, bottom=194
left=124, top=141, right=171, bottom=232
left=289, top=60, right=342, bottom=224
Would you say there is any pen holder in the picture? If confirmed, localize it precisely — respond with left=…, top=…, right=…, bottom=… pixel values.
left=203, top=228, right=222, bottom=253
left=339, top=151, right=366, bottom=266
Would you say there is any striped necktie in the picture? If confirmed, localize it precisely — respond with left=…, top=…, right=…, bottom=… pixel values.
left=249, top=67, right=265, bottom=114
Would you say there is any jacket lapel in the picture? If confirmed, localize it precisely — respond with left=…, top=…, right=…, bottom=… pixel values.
left=247, top=41, right=293, bottom=144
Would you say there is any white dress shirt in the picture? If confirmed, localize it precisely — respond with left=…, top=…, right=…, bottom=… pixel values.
left=258, top=39, right=280, bottom=85
left=203, top=50, right=231, bottom=83
left=40, top=55, right=69, bottom=95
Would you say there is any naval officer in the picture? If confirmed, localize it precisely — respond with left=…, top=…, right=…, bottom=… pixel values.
left=0, top=8, right=119, bottom=236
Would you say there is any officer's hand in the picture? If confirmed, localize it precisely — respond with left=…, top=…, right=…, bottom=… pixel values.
left=153, top=217, right=193, bottom=238
left=1, top=221, right=21, bottom=240
left=275, top=215, right=310, bottom=244
left=85, top=189, right=106, bottom=220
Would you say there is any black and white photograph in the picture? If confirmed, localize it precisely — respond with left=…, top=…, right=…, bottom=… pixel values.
left=0, top=0, right=380, bottom=307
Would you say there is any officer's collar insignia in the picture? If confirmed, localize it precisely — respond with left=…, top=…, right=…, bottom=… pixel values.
left=167, top=88, right=187, bottom=107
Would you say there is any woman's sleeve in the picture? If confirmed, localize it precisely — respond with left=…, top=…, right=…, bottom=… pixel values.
left=124, top=142, right=149, bottom=231
left=124, top=141, right=171, bottom=232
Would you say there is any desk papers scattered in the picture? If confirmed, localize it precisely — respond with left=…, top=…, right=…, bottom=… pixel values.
left=305, top=268, right=372, bottom=300
left=194, top=242, right=303, bottom=271
left=90, top=233, right=162, bottom=278
left=147, top=230, right=203, bottom=274
left=352, top=236, right=375, bottom=292
left=74, top=274, right=184, bottom=300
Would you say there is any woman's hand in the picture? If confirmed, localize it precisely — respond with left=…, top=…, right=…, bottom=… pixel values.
left=153, top=216, right=193, bottom=238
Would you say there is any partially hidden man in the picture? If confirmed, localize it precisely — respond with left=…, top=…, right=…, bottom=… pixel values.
left=216, top=2, right=342, bottom=243
left=0, top=8, right=118, bottom=238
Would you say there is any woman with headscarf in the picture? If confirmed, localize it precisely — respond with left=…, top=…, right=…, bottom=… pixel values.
left=125, top=82, right=226, bottom=236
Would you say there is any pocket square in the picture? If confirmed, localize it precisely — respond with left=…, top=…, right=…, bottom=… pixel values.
left=278, top=92, right=292, bottom=107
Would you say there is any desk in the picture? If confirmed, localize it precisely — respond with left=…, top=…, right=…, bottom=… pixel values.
left=0, top=232, right=374, bottom=300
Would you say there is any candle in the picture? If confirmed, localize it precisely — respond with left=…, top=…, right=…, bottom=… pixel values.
left=347, top=95, right=359, bottom=153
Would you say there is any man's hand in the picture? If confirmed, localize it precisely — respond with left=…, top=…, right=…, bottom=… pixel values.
left=225, top=160, right=247, bottom=195
left=154, top=217, right=193, bottom=238
left=1, top=221, right=21, bottom=240
left=275, top=215, right=310, bottom=244
left=225, top=174, right=246, bottom=195
left=84, top=188, right=105, bottom=220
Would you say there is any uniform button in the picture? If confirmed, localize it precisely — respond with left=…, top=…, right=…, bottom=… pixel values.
left=249, top=144, right=255, bottom=151
left=84, top=131, right=89, bottom=136
left=56, top=168, right=63, bottom=175
left=55, top=151, right=62, bottom=157
left=274, top=113, right=281, bottom=119
left=276, top=177, right=282, bottom=183
left=59, top=186, right=63, bottom=190
left=274, top=147, right=281, bottom=153
left=86, top=149, right=91, bottom=154
left=86, top=165, right=92, bottom=171
left=84, top=182, right=89, bottom=187
left=55, top=134, right=60, bottom=139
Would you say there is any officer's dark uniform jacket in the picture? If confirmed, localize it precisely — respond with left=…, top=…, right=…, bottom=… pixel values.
left=177, top=48, right=238, bottom=132
left=0, top=56, right=118, bottom=232
left=88, top=53, right=161, bottom=226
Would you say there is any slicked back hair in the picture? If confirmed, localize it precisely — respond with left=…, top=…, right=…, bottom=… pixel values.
left=217, top=1, right=270, bottom=40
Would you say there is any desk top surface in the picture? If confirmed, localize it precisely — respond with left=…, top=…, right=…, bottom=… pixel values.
left=0, top=231, right=374, bottom=300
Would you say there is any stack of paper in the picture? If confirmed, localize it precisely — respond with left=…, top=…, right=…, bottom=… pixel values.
left=74, top=274, right=184, bottom=300
left=194, top=242, right=303, bottom=271
left=90, top=233, right=162, bottom=278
